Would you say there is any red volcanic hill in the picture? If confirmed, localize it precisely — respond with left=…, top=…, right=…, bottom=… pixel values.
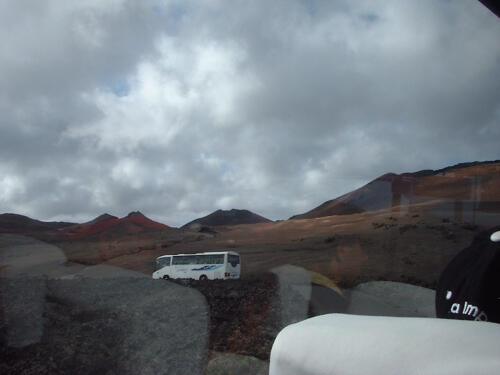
left=0, top=213, right=75, bottom=233
left=291, top=160, right=500, bottom=220
left=64, top=211, right=169, bottom=239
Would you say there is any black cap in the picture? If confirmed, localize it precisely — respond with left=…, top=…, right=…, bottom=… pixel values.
left=436, top=226, right=500, bottom=323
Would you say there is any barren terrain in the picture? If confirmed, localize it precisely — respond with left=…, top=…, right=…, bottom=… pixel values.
left=1, top=161, right=499, bottom=373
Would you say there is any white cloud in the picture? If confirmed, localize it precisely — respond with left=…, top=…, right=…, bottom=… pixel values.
left=0, top=175, right=25, bottom=203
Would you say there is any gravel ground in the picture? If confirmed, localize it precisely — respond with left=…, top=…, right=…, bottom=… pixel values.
left=177, top=274, right=283, bottom=360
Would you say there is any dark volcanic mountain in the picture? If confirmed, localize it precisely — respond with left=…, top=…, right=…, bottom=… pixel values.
left=291, top=160, right=500, bottom=220
left=182, top=209, right=272, bottom=229
left=0, top=213, right=75, bottom=233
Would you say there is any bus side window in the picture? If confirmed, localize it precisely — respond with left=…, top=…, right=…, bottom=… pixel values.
left=173, top=256, right=189, bottom=265
left=206, top=255, right=220, bottom=264
left=210, top=254, right=224, bottom=264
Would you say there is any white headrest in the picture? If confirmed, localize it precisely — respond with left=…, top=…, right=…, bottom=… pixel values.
left=270, top=314, right=500, bottom=375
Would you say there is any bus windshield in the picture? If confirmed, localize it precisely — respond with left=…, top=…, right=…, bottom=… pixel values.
left=156, top=257, right=171, bottom=270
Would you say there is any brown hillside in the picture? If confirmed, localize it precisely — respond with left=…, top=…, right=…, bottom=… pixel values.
left=0, top=213, right=75, bottom=233
left=291, top=160, right=500, bottom=223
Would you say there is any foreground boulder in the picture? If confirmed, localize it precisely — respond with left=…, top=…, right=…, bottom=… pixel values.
left=0, top=235, right=209, bottom=375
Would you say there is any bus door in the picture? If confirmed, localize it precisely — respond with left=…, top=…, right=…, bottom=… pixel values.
left=172, top=256, right=192, bottom=277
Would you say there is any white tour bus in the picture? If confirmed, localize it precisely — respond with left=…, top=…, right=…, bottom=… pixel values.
left=152, top=251, right=241, bottom=280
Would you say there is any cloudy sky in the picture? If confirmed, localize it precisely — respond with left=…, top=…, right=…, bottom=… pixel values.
left=1, top=0, right=499, bottom=226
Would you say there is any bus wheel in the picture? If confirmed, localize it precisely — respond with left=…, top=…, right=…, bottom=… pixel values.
left=163, top=275, right=170, bottom=280
left=199, top=275, right=208, bottom=281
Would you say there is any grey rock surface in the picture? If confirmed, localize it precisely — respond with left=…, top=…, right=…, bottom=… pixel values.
left=271, top=265, right=311, bottom=327
left=346, top=281, right=436, bottom=317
